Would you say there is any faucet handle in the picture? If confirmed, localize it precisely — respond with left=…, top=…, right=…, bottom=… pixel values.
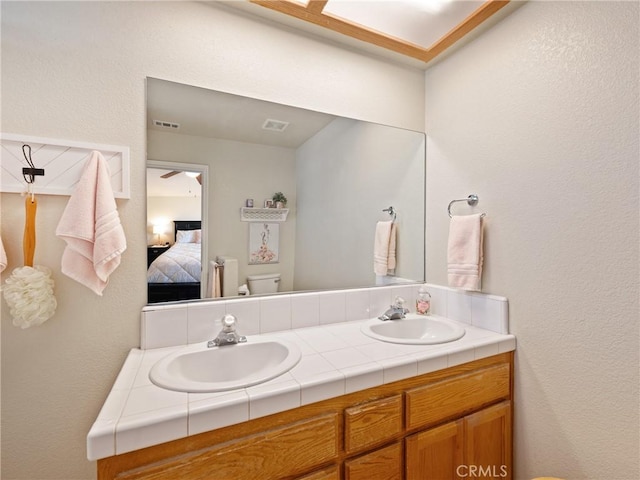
left=220, top=314, right=237, bottom=331
left=209, top=314, right=246, bottom=347
left=393, top=296, right=405, bottom=308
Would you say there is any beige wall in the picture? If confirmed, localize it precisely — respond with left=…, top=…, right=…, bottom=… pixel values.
left=424, top=2, right=639, bottom=479
left=0, top=2, right=425, bottom=479
left=147, top=196, right=202, bottom=245
left=295, top=117, right=425, bottom=290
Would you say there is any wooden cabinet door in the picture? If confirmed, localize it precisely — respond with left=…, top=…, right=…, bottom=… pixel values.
left=464, top=401, right=512, bottom=480
left=405, top=420, right=464, bottom=480
left=344, top=442, right=403, bottom=480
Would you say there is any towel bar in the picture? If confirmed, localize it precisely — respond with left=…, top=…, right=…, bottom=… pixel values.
left=448, top=194, right=485, bottom=218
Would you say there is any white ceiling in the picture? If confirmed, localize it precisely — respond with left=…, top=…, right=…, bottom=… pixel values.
left=146, top=78, right=336, bottom=148
left=146, top=78, right=339, bottom=197
left=147, top=168, right=203, bottom=198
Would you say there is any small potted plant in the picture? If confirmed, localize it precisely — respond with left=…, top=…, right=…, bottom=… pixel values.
left=272, top=192, right=287, bottom=209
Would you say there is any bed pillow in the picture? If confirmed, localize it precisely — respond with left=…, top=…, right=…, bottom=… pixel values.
left=176, top=229, right=201, bottom=243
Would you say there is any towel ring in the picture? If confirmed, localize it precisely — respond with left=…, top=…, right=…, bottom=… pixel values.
left=382, top=206, right=396, bottom=221
left=448, top=194, right=485, bottom=218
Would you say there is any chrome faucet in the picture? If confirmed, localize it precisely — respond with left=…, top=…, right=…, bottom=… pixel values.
left=208, top=314, right=247, bottom=347
left=378, top=296, right=409, bottom=321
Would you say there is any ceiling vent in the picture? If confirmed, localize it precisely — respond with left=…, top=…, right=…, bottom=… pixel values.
left=153, top=120, right=180, bottom=130
left=262, top=118, right=289, bottom=132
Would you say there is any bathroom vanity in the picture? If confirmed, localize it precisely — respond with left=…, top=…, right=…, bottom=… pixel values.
left=88, top=284, right=515, bottom=479
left=97, top=352, right=512, bottom=480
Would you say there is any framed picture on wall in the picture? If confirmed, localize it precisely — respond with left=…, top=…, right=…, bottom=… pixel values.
left=249, top=223, right=279, bottom=264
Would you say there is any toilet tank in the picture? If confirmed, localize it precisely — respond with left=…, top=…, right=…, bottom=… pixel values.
left=247, top=273, right=281, bottom=295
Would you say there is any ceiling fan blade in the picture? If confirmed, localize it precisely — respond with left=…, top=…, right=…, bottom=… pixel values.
left=160, top=171, right=181, bottom=179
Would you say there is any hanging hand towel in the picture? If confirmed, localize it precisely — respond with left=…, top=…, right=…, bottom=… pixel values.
left=207, top=260, right=222, bottom=298
left=0, top=236, right=7, bottom=273
left=388, top=222, right=397, bottom=271
left=56, top=151, right=126, bottom=295
left=374, top=220, right=396, bottom=276
left=447, top=214, right=484, bottom=291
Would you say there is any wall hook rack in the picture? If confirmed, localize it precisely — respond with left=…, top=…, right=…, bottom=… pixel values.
left=1, top=133, right=130, bottom=198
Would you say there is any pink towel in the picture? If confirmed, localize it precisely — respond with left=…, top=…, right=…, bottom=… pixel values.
left=0, top=236, right=7, bottom=273
left=374, top=221, right=396, bottom=275
left=56, top=151, right=126, bottom=295
left=447, top=214, right=484, bottom=291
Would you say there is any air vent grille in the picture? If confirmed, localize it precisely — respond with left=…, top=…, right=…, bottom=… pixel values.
left=153, top=120, right=180, bottom=129
left=262, top=119, right=289, bottom=132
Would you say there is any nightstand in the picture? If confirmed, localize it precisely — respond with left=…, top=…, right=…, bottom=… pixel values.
left=147, top=245, right=170, bottom=267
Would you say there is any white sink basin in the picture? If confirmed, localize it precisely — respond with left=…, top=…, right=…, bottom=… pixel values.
left=149, top=338, right=302, bottom=393
left=361, top=314, right=465, bottom=345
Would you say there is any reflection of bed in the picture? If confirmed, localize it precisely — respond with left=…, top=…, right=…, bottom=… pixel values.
left=147, top=221, right=201, bottom=303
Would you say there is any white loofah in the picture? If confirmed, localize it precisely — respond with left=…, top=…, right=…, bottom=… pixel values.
left=3, top=265, right=57, bottom=329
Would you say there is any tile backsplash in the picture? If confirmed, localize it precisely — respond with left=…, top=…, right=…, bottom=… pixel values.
left=140, top=283, right=509, bottom=349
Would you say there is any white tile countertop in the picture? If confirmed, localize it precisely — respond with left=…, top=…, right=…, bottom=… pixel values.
left=87, top=316, right=516, bottom=461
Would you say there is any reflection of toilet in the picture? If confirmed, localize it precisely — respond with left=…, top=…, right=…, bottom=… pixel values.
left=247, top=273, right=280, bottom=295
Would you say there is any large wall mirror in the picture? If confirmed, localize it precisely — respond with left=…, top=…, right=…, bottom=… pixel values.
left=146, top=77, right=425, bottom=304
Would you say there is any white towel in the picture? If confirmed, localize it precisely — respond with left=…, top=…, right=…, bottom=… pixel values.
left=207, top=261, right=222, bottom=298
left=217, top=256, right=238, bottom=297
left=388, top=222, right=397, bottom=271
left=447, top=214, right=484, bottom=291
left=56, top=151, right=126, bottom=295
left=373, top=221, right=396, bottom=276
left=0, top=236, right=7, bottom=273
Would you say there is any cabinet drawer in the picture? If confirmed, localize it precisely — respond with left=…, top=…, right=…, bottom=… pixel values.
left=296, top=465, right=341, bottom=480
left=117, top=413, right=339, bottom=480
left=345, top=395, right=403, bottom=453
left=406, top=363, right=510, bottom=430
left=344, top=442, right=403, bottom=480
